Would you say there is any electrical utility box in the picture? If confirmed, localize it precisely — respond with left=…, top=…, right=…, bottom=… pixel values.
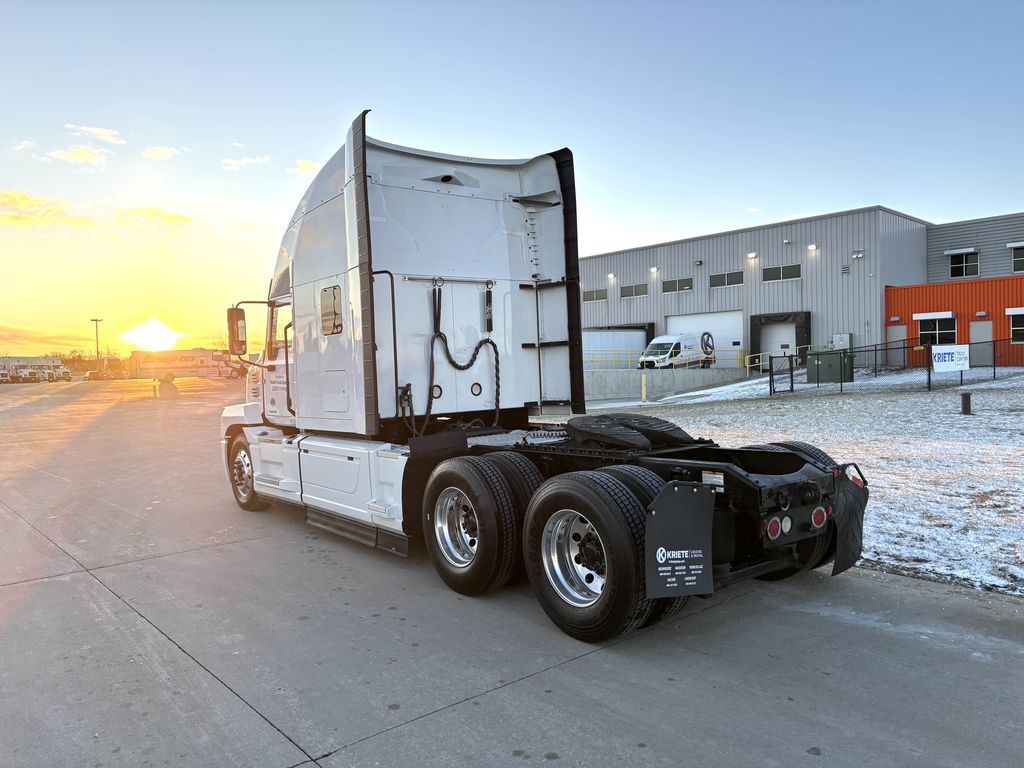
left=807, top=351, right=854, bottom=384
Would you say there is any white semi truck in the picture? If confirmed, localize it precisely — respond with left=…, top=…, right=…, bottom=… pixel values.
left=221, top=113, right=868, bottom=642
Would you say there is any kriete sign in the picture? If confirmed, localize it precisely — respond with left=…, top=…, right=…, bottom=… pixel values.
left=931, top=344, right=970, bottom=372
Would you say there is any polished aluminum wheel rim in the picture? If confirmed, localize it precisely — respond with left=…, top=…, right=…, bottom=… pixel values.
left=542, top=509, right=607, bottom=608
left=232, top=449, right=254, bottom=499
left=434, top=487, right=479, bottom=568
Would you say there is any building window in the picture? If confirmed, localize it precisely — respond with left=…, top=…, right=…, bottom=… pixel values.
left=949, top=252, right=978, bottom=278
left=620, top=283, right=648, bottom=298
left=320, top=285, right=343, bottom=335
left=1011, top=315, right=1024, bottom=344
left=1013, top=247, right=1024, bottom=273
left=662, top=277, right=693, bottom=293
left=919, top=318, right=956, bottom=346
left=709, top=271, right=743, bottom=288
left=583, top=288, right=608, bottom=302
left=762, top=264, right=802, bottom=282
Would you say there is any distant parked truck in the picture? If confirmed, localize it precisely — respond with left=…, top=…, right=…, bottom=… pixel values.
left=13, top=368, right=39, bottom=383
left=128, top=348, right=229, bottom=380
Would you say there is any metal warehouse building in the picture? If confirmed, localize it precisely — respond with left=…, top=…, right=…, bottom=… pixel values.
left=580, top=206, right=1024, bottom=369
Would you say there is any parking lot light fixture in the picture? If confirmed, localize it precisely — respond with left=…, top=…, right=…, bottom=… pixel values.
left=90, top=318, right=103, bottom=370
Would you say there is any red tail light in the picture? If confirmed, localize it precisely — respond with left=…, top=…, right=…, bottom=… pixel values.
left=811, top=506, right=827, bottom=529
left=766, top=516, right=782, bottom=541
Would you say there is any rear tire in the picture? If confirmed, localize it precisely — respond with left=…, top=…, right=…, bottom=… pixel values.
left=229, top=435, right=270, bottom=511
left=423, top=456, right=518, bottom=596
left=757, top=529, right=833, bottom=581
left=524, top=471, right=655, bottom=642
left=597, top=465, right=689, bottom=627
left=771, top=440, right=838, bottom=469
left=481, top=451, right=544, bottom=582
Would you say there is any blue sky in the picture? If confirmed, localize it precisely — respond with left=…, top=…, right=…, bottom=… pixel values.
left=2, top=0, right=1022, bottom=351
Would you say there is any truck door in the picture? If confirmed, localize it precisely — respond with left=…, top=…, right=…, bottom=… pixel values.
left=263, top=301, right=297, bottom=424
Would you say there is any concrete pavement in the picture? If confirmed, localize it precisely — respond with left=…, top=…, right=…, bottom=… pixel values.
left=1, top=379, right=1021, bottom=767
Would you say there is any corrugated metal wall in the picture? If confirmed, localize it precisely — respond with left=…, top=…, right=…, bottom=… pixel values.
left=580, top=207, right=926, bottom=352
left=926, top=211, right=1024, bottom=282
left=879, top=210, right=928, bottom=287
left=885, top=275, right=1024, bottom=365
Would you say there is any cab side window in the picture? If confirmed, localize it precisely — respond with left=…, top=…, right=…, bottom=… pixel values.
left=670, top=342, right=680, bottom=357
left=268, top=303, right=293, bottom=359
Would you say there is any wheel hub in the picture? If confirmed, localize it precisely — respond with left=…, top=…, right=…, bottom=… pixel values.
left=434, top=487, right=479, bottom=568
left=232, top=450, right=253, bottom=498
left=542, top=510, right=608, bottom=607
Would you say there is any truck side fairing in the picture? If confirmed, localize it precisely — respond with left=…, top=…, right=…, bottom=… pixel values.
left=268, top=113, right=582, bottom=438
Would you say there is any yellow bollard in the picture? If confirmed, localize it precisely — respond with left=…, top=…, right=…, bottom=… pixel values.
left=641, top=372, right=647, bottom=402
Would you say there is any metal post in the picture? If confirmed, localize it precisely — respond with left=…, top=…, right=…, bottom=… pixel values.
left=927, top=361, right=932, bottom=391
left=90, top=318, right=103, bottom=371
left=768, top=355, right=774, bottom=396
left=789, top=354, right=794, bottom=392
left=961, top=392, right=971, bottom=415
left=874, top=344, right=878, bottom=377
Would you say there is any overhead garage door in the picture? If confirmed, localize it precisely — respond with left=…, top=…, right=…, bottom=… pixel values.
left=583, top=329, right=648, bottom=369
left=760, top=322, right=797, bottom=356
left=666, top=311, right=744, bottom=367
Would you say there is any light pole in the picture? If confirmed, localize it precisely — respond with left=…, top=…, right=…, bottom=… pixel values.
left=90, top=318, right=103, bottom=372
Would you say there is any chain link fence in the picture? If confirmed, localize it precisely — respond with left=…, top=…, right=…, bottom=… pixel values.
left=768, top=338, right=1023, bottom=396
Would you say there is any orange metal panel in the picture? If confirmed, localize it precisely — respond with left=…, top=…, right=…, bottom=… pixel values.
left=885, top=275, right=1024, bottom=365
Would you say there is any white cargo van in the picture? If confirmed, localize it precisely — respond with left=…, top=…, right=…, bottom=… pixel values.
left=636, top=332, right=713, bottom=369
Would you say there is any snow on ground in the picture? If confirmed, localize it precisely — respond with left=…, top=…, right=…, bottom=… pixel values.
left=588, top=376, right=1024, bottom=597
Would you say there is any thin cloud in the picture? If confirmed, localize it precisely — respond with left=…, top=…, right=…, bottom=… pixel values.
left=142, top=146, right=183, bottom=160
left=0, top=190, right=95, bottom=227
left=64, top=123, right=125, bottom=145
left=0, top=325, right=97, bottom=349
left=287, top=159, right=320, bottom=175
left=231, top=141, right=245, bottom=148
left=115, top=207, right=191, bottom=225
left=46, top=145, right=111, bottom=167
left=746, top=207, right=762, bottom=213
left=13, top=140, right=36, bottom=152
left=221, top=155, right=270, bottom=171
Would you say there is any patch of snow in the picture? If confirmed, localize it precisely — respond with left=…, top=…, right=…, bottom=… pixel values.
left=587, top=377, right=1024, bottom=597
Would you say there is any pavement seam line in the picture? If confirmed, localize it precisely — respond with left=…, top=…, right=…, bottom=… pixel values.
left=319, top=639, right=625, bottom=760
left=89, top=532, right=282, bottom=572
left=0, top=568, right=89, bottom=589
left=92, top=570, right=317, bottom=764
left=1, top=500, right=315, bottom=764
left=319, top=582, right=767, bottom=761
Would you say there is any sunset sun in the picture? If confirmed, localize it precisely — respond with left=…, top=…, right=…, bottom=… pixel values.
left=121, top=318, right=185, bottom=351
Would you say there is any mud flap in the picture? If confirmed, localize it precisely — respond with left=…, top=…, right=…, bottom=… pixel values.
left=832, top=463, right=868, bottom=576
left=645, top=482, right=715, bottom=597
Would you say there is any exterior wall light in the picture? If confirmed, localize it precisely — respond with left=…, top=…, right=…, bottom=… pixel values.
left=649, top=266, right=658, bottom=273
left=975, top=311, right=988, bottom=317
left=807, top=244, right=818, bottom=252
left=747, top=252, right=757, bottom=260
left=851, top=249, right=865, bottom=259
left=607, top=273, right=615, bottom=280
left=694, top=259, right=703, bottom=266
left=888, top=316, right=900, bottom=322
